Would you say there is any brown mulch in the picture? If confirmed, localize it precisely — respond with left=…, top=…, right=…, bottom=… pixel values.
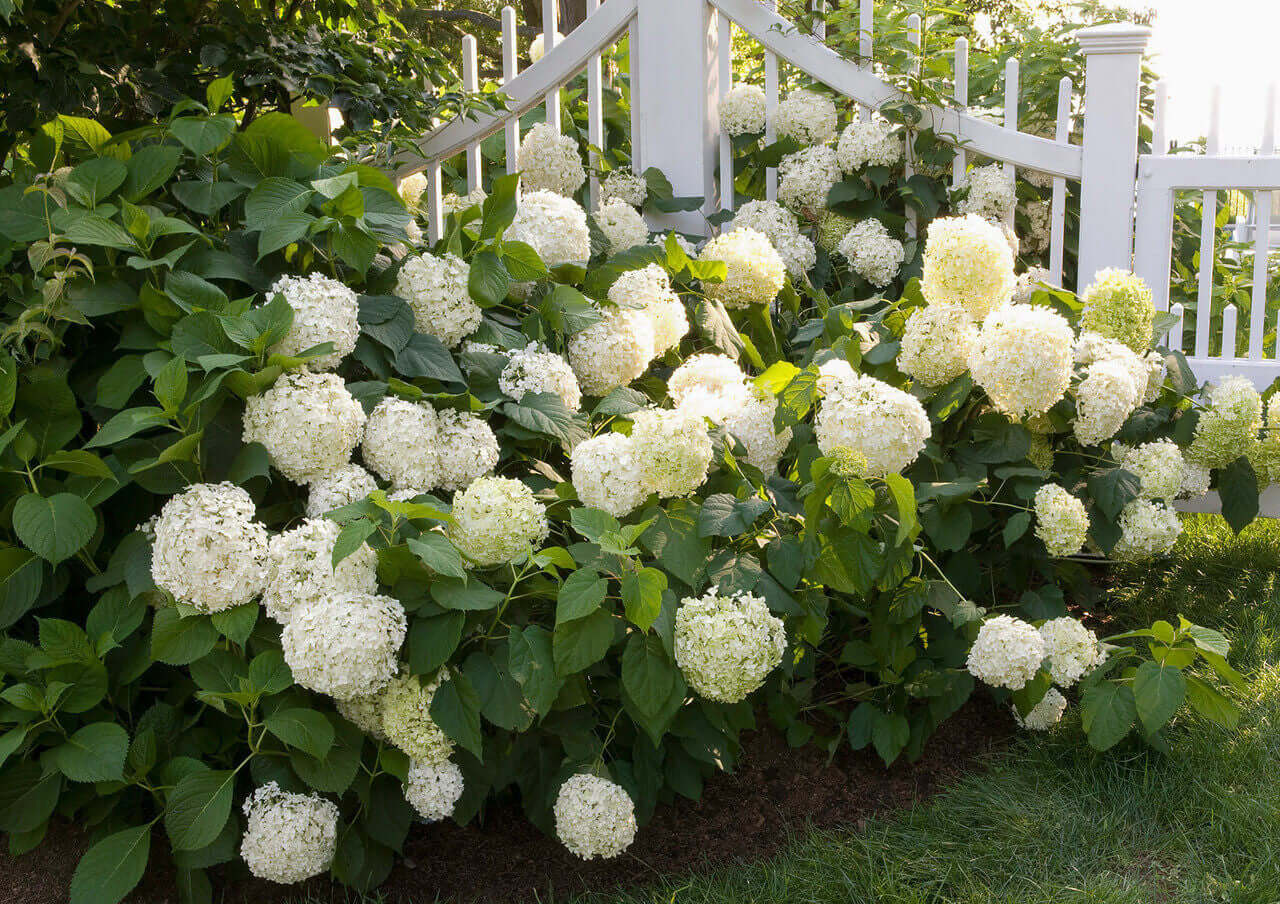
left=0, top=698, right=1012, bottom=904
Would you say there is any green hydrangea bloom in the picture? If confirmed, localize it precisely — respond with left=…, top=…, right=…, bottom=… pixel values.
left=1079, top=269, right=1155, bottom=354
left=826, top=445, right=869, bottom=478
left=1027, top=433, right=1054, bottom=471
left=816, top=212, right=856, bottom=254
left=1187, top=376, right=1262, bottom=468
left=378, top=672, right=454, bottom=765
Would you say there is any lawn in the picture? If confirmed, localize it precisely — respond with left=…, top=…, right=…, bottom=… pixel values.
left=292, top=514, right=1280, bottom=904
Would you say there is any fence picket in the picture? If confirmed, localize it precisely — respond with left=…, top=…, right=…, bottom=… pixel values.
left=543, top=0, right=561, bottom=132
left=1223, top=303, right=1238, bottom=358
left=1003, top=57, right=1018, bottom=198
left=463, top=35, right=482, bottom=193
left=1248, top=83, right=1276, bottom=360
left=1153, top=79, right=1168, bottom=156
left=425, top=162, right=443, bottom=245
left=858, top=0, right=873, bottom=121
left=1048, top=76, right=1071, bottom=284
left=1169, top=302, right=1185, bottom=352
left=952, top=37, right=968, bottom=187
left=719, top=12, right=734, bottom=213
left=1194, top=86, right=1221, bottom=358
left=904, top=13, right=921, bottom=238
left=764, top=0, right=779, bottom=201
left=586, top=0, right=604, bottom=211
left=503, top=7, right=520, bottom=177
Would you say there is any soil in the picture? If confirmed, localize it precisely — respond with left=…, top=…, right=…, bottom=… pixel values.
left=0, top=698, right=1012, bottom=904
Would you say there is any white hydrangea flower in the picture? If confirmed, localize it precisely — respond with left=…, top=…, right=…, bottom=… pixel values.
left=668, top=353, right=747, bottom=413
left=362, top=397, right=440, bottom=491
left=966, top=614, right=1046, bottom=690
left=609, top=265, right=688, bottom=354
left=242, top=371, right=367, bottom=484
left=281, top=592, right=406, bottom=700
left=594, top=197, right=649, bottom=253
left=404, top=759, right=465, bottom=823
left=835, top=116, right=904, bottom=172
left=1021, top=199, right=1052, bottom=254
left=771, top=88, right=837, bottom=145
left=1033, top=484, right=1089, bottom=557
left=554, top=774, right=637, bottom=860
left=571, top=431, right=649, bottom=517
left=150, top=482, right=268, bottom=613
left=379, top=672, right=454, bottom=765
left=778, top=145, right=841, bottom=214
left=434, top=408, right=500, bottom=492
left=399, top=172, right=426, bottom=211
left=718, top=83, right=768, bottom=136
left=1142, top=351, right=1166, bottom=403
left=698, top=228, right=786, bottom=309
left=1112, top=498, right=1181, bottom=562
left=968, top=304, right=1075, bottom=418
left=240, top=783, right=338, bottom=884
left=1188, top=376, right=1263, bottom=468
left=724, top=384, right=792, bottom=473
left=957, top=163, right=1016, bottom=222
left=568, top=306, right=656, bottom=396
left=306, top=464, right=379, bottom=518
left=921, top=215, right=1018, bottom=321
left=1180, top=460, right=1212, bottom=499
left=897, top=302, right=977, bottom=387
left=601, top=169, right=648, bottom=207
left=335, top=691, right=387, bottom=740
left=266, top=273, right=359, bottom=371
left=395, top=252, right=481, bottom=348
left=443, top=187, right=488, bottom=216
left=675, top=589, right=786, bottom=703
left=1014, top=687, right=1068, bottom=730
left=263, top=518, right=378, bottom=625
left=814, top=369, right=930, bottom=477
left=1074, top=352, right=1144, bottom=447
left=517, top=122, right=585, bottom=197
left=630, top=407, right=713, bottom=497
left=528, top=30, right=563, bottom=62
left=839, top=219, right=905, bottom=288
left=448, top=475, right=549, bottom=567
left=1038, top=616, right=1101, bottom=687
left=499, top=341, right=582, bottom=410
left=506, top=190, right=592, bottom=267
left=1119, top=440, right=1184, bottom=500
left=729, top=200, right=816, bottom=279
left=1079, top=268, right=1155, bottom=354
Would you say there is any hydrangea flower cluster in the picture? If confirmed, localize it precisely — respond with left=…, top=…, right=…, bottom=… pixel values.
left=836, top=116, right=904, bottom=171
left=594, top=197, right=649, bottom=253
left=242, top=371, right=367, bottom=484
left=571, top=431, right=649, bottom=516
left=730, top=200, right=816, bottom=279
left=398, top=172, right=426, bottom=210
left=718, top=84, right=768, bottom=136
left=1073, top=351, right=1145, bottom=447
left=601, top=169, right=648, bottom=207
left=966, top=614, right=1046, bottom=691
left=1014, top=687, right=1068, bottom=730
left=498, top=341, right=582, bottom=410
left=306, top=464, right=378, bottom=518
left=528, top=30, right=563, bottom=63
left=280, top=592, right=407, bottom=700
left=897, top=302, right=977, bottom=387
left=568, top=306, right=657, bottom=396
left=615, top=264, right=688, bottom=354
left=516, top=122, right=586, bottom=196
left=778, top=145, right=841, bottom=214
left=1021, top=199, right=1052, bottom=254
left=771, top=88, right=838, bottom=146
left=362, top=396, right=443, bottom=491
left=435, top=408, right=503, bottom=492
left=447, top=475, right=549, bottom=566
left=816, top=211, right=856, bottom=253
left=838, top=219, right=905, bottom=287
left=443, top=187, right=488, bottom=216
left=506, top=190, right=591, bottom=266
left=150, top=482, right=268, bottom=613
left=921, top=215, right=1017, bottom=320
left=814, top=361, right=930, bottom=477
left=379, top=672, right=455, bottom=764
left=553, top=774, right=637, bottom=860
left=395, top=252, right=481, bottom=348
left=1033, top=484, right=1089, bottom=557
left=698, top=227, right=786, bottom=309
left=1038, top=616, right=1101, bottom=687
left=666, top=353, right=791, bottom=472
left=267, top=273, right=360, bottom=371
left=1188, top=376, right=1262, bottom=468
left=674, top=589, right=786, bottom=703
left=262, top=518, right=378, bottom=625
left=1119, top=440, right=1185, bottom=500
left=1079, top=269, right=1155, bottom=354
left=630, top=407, right=714, bottom=497
left=1113, top=498, right=1181, bottom=561
left=404, top=759, right=465, bottom=822
left=968, top=304, right=1074, bottom=418
left=240, top=783, right=338, bottom=884
left=956, top=163, right=1016, bottom=222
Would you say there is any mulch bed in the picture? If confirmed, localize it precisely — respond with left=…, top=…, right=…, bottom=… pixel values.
left=0, top=698, right=1012, bottom=904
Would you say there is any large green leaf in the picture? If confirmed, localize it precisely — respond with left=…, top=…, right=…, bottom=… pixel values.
left=621, top=633, right=676, bottom=717
left=50, top=722, right=128, bottom=782
left=556, top=568, right=607, bottom=624
left=265, top=708, right=335, bottom=759
left=507, top=625, right=561, bottom=717
left=1081, top=682, right=1137, bottom=751
left=165, top=769, right=235, bottom=851
left=1133, top=661, right=1186, bottom=734
left=621, top=567, right=666, bottom=631
left=1218, top=457, right=1259, bottom=533
left=429, top=673, right=484, bottom=758
left=151, top=608, right=219, bottom=665
left=69, top=825, right=151, bottom=904
left=501, top=392, right=588, bottom=447
left=12, top=492, right=96, bottom=564
left=553, top=607, right=615, bottom=675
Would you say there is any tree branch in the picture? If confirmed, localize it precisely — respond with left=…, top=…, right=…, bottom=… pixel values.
left=407, top=9, right=540, bottom=37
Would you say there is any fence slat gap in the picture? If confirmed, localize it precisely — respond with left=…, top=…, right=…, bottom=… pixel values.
left=502, top=7, right=520, bottom=178
left=463, top=35, right=482, bottom=194
left=1048, top=75, right=1072, bottom=285
left=1194, top=84, right=1222, bottom=359
left=542, top=0, right=561, bottom=133
left=1247, top=83, right=1276, bottom=360
left=586, top=0, right=605, bottom=211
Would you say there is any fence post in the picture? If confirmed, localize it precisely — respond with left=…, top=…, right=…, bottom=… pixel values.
left=632, top=0, right=720, bottom=233
left=1075, top=23, right=1151, bottom=286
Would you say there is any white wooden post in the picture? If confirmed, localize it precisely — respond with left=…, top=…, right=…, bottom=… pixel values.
left=1075, top=24, right=1151, bottom=285
left=632, top=0, right=720, bottom=232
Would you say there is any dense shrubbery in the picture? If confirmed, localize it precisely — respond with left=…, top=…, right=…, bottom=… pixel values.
left=0, top=66, right=1262, bottom=904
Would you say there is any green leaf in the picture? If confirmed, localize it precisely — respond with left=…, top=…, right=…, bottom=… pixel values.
left=210, top=603, right=257, bottom=645
left=64, top=158, right=128, bottom=207
left=40, top=450, right=113, bottom=479
left=12, top=493, right=96, bottom=563
left=774, top=367, right=819, bottom=430
left=557, top=568, right=607, bottom=624
left=430, top=579, right=503, bottom=611
left=84, top=406, right=171, bottom=448
left=244, top=178, right=315, bottom=258
left=553, top=607, right=615, bottom=675
left=168, top=116, right=235, bottom=156
left=165, top=769, right=235, bottom=851
left=69, top=825, right=150, bottom=904
left=394, top=333, right=465, bottom=385
left=407, top=534, right=468, bottom=580
left=50, top=722, right=129, bottom=782
left=151, top=608, right=219, bottom=665
left=479, top=173, right=519, bottom=240
left=501, top=392, right=588, bottom=447
left=408, top=612, right=465, bottom=676
left=621, top=567, right=667, bottom=631
left=122, top=146, right=181, bottom=201
left=61, top=213, right=138, bottom=250
left=621, top=633, right=675, bottom=717
left=0, top=548, right=42, bottom=630
left=468, top=250, right=510, bottom=308
left=507, top=626, right=561, bottom=717
left=697, top=493, right=770, bottom=538
left=332, top=519, right=376, bottom=567
left=871, top=710, right=910, bottom=764
left=171, top=181, right=246, bottom=217
left=429, top=673, right=484, bottom=758
left=1184, top=674, right=1240, bottom=728
left=1218, top=457, right=1259, bottom=533
left=1081, top=682, right=1137, bottom=751
left=1133, top=661, right=1186, bottom=734
left=1088, top=468, right=1141, bottom=521
left=248, top=650, right=293, bottom=696
left=265, top=708, right=335, bottom=759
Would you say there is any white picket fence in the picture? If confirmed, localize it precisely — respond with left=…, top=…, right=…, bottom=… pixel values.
left=393, top=0, right=1280, bottom=393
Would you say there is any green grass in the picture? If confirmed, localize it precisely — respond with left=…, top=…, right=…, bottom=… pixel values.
left=291, top=515, right=1280, bottom=904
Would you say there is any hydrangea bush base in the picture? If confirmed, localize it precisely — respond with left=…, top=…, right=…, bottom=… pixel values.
left=0, top=97, right=1258, bottom=904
